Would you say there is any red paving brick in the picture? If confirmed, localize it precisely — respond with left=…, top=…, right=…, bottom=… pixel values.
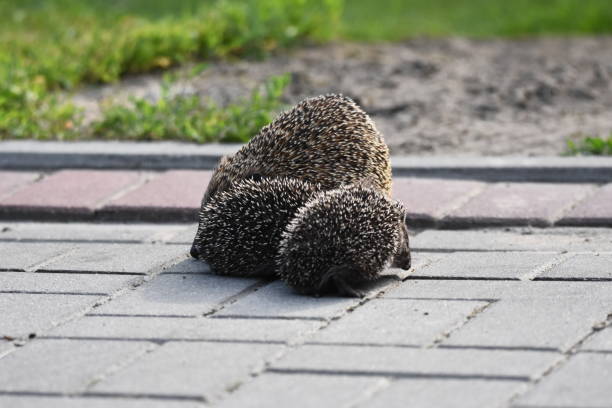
left=0, top=170, right=143, bottom=218
left=0, top=172, right=39, bottom=200
left=558, top=183, right=612, bottom=226
left=100, top=170, right=211, bottom=221
left=393, top=178, right=485, bottom=226
left=443, top=182, right=594, bottom=227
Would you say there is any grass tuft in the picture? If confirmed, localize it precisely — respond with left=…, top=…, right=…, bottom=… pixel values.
left=566, top=134, right=612, bottom=156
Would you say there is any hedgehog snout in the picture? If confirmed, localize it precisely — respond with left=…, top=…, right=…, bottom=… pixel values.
left=190, top=242, right=200, bottom=258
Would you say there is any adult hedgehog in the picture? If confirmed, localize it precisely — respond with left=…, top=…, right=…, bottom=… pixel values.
left=191, top=94, right=392, bottom=258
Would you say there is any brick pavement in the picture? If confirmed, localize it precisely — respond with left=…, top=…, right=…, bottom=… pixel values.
left=1, top=170, right=611, bottom=226
left=1, top=223, right=611, bottom=407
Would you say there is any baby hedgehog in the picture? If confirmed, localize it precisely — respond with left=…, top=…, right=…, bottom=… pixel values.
left=277, top=185, right=411, bottom=297
left=193, top=178, right=319, bottom=278
left=191, top=94, right=392, bottom=258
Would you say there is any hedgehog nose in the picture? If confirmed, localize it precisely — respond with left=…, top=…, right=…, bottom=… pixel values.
left=190, top=244, right=200, bottom=259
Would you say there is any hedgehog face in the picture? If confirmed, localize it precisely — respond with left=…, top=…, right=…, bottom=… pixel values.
left=391, top=219, right=411, bottom=270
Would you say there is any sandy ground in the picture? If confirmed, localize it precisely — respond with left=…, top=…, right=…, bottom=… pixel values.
left=73, top=37, right=612, bottom=156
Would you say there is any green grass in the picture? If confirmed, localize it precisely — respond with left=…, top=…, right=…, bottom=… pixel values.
left=566, top=134, right=612, bottom=156
left=342, top=0, right=612, bottom=41
left=1, top=0, right=612, bottom=142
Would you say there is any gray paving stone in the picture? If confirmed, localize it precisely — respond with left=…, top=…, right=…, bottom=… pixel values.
left=0, top=222, right=182, bottom=243
left=48, top=315, right=321, bottom=342
left=540, top=253, right=612, bottom=280
left=217, top=373, right=381, bottom=408
left=273, top=345, right=559, bottom=379
left=216, top=281, right=359, bottom=319
left=0, top=396, right=204, bottom=408
left=162, top=257, right=211, bottom=274
left=413, top=228, right=612, bottom=252
left=91, top=274, right=258, bottom=316
left=0, top=293, right=101, bottom=337
left=93, top=342, right=280, bottom=401
left=411, top=251, right=559, bottom=280
left=0, top=242, right=73, bottom=271
left=310, top=298, right=488, bottom=346
left=443, top=297, right=611, bottom=351
left=0, top=272, right=140, bottom=294
left=39, top=243, right=186, bottom=274
left=515, top=353, right=612, bottom=407
left=360, top=379, right=526, bottom=408
left=0, top=340, right=14, bottom=357
left=0, top=339, right=151, bottom=392
left=165, top=224, right=198, bottom=244
left=581, top=327, right=612, bottom=351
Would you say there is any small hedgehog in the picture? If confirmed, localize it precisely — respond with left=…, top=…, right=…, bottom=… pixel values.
left=277, top=186, right=411, bottom=297
left=192, top=178, right=320, bottom=277
left=191, top=94, right=392, bottom=258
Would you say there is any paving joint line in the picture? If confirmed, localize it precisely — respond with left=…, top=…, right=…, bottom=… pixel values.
left=506, top=312, right=612, bottom=405
left=346, top=377, right=392, bottom=408
left=520, top=252, right=575, bottom=281
left=0, top=390, right=207, bottom=403
left=427, top=300, right=497, bottom=348
left=92, top=172, right=153, bottom=211
left=550, top=183, right=600, bottom=225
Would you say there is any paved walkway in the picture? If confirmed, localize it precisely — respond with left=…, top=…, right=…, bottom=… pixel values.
left=1, top=223, right=611, bottom=407
left=1, top=170, right=611, bottom=227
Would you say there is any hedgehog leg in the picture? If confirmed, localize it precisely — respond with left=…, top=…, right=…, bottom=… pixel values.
left=318, top=265, right=365, bottom=298
left=249, top=262, right=277, bottom=279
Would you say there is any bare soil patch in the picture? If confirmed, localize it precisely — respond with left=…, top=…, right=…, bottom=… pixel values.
left=74, top=37, right=612, bottom=156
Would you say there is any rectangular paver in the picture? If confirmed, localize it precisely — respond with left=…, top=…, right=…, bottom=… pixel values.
left=90, top=274, right=258, bottom=316
left=217, top=373, right=381, bottom=408
left=0, top=242, right=73, bottom=271
left=0, top=293, right=101, bottom=337
left=538, top=253, right=612, bottom=280
left=216, top=281, right=359, bottom=320
left=442, top=183, right=593, bottom=227
left=310, top=298, right=488, bottom=346
left=0, top=396, right=203, bottom=408
left=48, top=315, right=321, bottom=343
left=38, top=243, right=186, bottom=274
left=581, top=327, right=612, bottom=351
left=0, top=272, right=140, bottom=294
left=558, top=182, right=612, bottom=227
left=0, top=171, right=38, bottom=201
left=392, top=178, right=485, bottom=226
left=0, top=170, right=144, bottom=219
left=360, top=379, right=526, bottom=408
left=92, top=342, right=280, bottom=401
left=273, top=345, right=559, bottom=379
left=0, top=339, right=151, bottom=393
left=515, top=353, right=612, bottom=407
left=101, top=170, right=210, bottom=222
left=411, top=251, right=559, bottom=280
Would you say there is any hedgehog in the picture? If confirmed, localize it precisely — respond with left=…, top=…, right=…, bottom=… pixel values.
left=277, top=185, right=411, bottom=298
left=192, top=178, right=320, bottom=277
left=190, top=94, right=392, bottom=258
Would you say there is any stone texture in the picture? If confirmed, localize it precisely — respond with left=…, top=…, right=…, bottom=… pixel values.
left=443, top=183, right=593, bottom=227
left=539, top=253, right=612, bottom=280
left=0, top=339, right=151, bottom=393
left=0, top=170, right=143, bottom=219
left=0, top=222, right=183, bottom=243
left=442, top=298, right=611, bottom=351
left=411, top=251, right=559, bottom=280
left=516, top=353, right=612, bottom=407
left=165, top=224, right=198, bottom=244
left=0, top=272, right=140, bottom=294
left=0, top=397, right=203, bottom=408
left=49, top=315, right=321, bottom=342
left=362, top=379, right=526, bottom=408
left=0, top=293, right=101, bottom=337
left=581, top=327, right=612, bottom=351
left=92, top=342, right=280, bottom=401
left=101, top=170, right=210, bottom=222
left=0, top=242, right=73, bottom=271
left=413, top=228, right=612, bottom=252
left=216, top=281, right=359, bottom=320
left=0, top=171, right=38, bottom=200
left=38, top=243, right=186, bottom=274
left=559, top=183, right=612, bottom=227
left=273, top=345, right=559, bottom=379
left=90, top=274, right=258, bottom=316
left=162, top=258, right=211, bottom=274
left=217, top=373, right=381, bottom=408
left=392, top=178, right=484, bottom=226
left=310, top=298, right=488, bottom=346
